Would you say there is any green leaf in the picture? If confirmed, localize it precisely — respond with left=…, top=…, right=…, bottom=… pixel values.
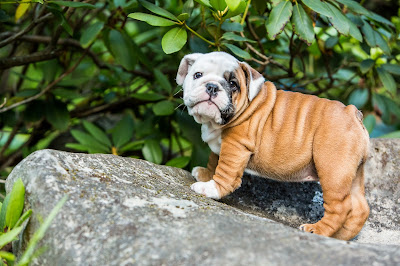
left=210, top=0, right=227, bottom=11
left=120, top=140, right=145, bottom=153
left=380, top=131, right=400, bottom=138
left=223, top=43, right=251, bottom=60
left=377, top=67, right=396, bottom=96
left=82, top=121, right=112, bottom=148
left=348, top=88, right=369, bottom=108
left=14, top=209, right=32, bottom=228
left=52, top=10, right=73, bottom=36
left=161, top=27, right=187, bottom=54
left=108, top=29, right=138, bottom=71
left=80, top=22, right=104, bottom=48
left=222, top=32, right=256, bottom=43
left=142, top=139, right=162, bottom=164
left=382, top=64, right=400, bottom=76
left=45, top=100, right=70, bottom=131
left=48, top=1, right=96, bottom=9
left=266, top=0, right=293, bottom=40
left=42, top=59, right=59, bottom=82
left=367, top=12, right=395, bottom=27
left=374, top=31, right=391, bottom=55
left=70, top=130, right=109, bottom=153
left=221, top=21, right=243, bottom=32
left=152, top=100, right=175, bottom=116
left=372, top=93, right=390, bottom=123
left=0, top=194, right=10, bottom=230
left=194, top=0, right=212, bottom=8
left=131, top=93, right=165, bottom=101
left=166, top=156, right=190, bottom=168
left=226, top=0, right=241, bottom=11
left=0, top=226, right=23, bottom=249
left=225, top=0, right=247, bottom=19
left=138, top=0, right=178, bottom=21
left=17, top=195, right=68, bottom=266
left=348, top=19, right=363, bottom=42
left=292, top=3, right=315, bottom=46
left=302, top=0, right=332, bottom=18
left=183, top=0, right=194, bottom=14
left=65, top=143, right=91, bottom=152
left=177, top=13, right=189, bottom=21
left=128, top=13, right=177, bottom=26
left=325, top=36, right=338, bottom=49
left=363, top=114, right=375, bottom=134
left=0, top=251, right=15, bottom=262
left=326, top=2, right=350, bottom=35
left=360, top=59, right=375, bottom=74
left=111, top=115, right=134, bottom=149
left=154, top=69, right=172, bottom=93
left=5, top=178, right=25, bottom=230
left=335, top=0, right=371, bottom=15
left=361, top=21, right=376, bottom=47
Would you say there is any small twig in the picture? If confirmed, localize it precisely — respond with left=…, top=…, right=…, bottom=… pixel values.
left=0, top=121, right=23, bottom=159
left=240, top=0, right=251, bottom=25
left=0, top=12, right=52, bottom=48
left=0, top=49, right=89, bottom=114
left=0, top=32, right=154, bottom=78
left=0, top=98, right=6, bottom=108
left=246, top=16, right=264, bottom=54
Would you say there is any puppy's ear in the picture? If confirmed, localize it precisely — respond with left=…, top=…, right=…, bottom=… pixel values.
left=176, top=53, right=202, bottom=85
left=240, top=62, right=265, bottom=101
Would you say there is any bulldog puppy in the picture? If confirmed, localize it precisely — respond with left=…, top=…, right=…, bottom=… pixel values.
left=176, top=52, right=370, bottom=241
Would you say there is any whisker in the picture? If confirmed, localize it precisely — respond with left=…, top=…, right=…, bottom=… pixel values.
left=174, top=89, right=183, bottom=96
left=175, top=103, right=185, bottom=110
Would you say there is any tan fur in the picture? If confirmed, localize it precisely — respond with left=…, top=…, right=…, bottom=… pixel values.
left=195, top=63, right=370, bottom=240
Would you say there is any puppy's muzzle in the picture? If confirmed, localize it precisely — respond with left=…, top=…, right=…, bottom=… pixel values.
left=206, top=83, right=219, bottom=98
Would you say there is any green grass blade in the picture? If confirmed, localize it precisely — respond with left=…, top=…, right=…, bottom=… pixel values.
left=16, top=195, right=68, bottom=266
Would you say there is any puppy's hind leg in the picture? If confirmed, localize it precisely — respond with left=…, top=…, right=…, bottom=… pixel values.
left=300, top=151, right=356, bottom=238
left=332, top=164, right=370, bottom=240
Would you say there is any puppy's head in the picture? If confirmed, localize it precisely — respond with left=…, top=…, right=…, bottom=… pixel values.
left=176, top=52, right=265, bottom=126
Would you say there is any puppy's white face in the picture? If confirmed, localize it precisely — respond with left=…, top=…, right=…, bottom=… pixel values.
left=176, top=52, right=265, bottom=126
left=180, top=52, right=239, bottom=125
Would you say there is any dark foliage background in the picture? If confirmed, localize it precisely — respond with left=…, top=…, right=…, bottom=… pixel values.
left=0, top=0, right=399, bottom=182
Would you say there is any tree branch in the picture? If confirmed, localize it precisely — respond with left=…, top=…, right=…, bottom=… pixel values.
left=0, top=12, right=52, bottom=48
left=0, top=49, right=64, bottom=70
left=0, top=49, right=88, bottom=113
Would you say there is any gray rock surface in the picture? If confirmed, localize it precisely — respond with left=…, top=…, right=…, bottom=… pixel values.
left=6, top=138, right=400, bottom=265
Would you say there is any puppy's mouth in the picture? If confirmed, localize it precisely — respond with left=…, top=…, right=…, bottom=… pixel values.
left=190, top=99, right=219, bottom=109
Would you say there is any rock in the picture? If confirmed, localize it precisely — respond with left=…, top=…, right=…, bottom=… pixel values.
left=6, top=139, right=400, bottom=265
left=223, top=138, right=400, bottom=246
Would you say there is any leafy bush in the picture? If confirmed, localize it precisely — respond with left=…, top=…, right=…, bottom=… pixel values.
left=0, top=0, right=399, bottom=179
left=0, top=178, right=66, bottom=265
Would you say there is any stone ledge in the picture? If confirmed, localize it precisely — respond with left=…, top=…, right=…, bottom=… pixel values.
left=6, top=138, right=400, bottom=265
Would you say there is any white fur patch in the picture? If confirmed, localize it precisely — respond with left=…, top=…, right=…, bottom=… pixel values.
left=201, top=123, right=222, bottom=154
left=191, top=166, right=202, bottom=181
left=190, top=180, right=220, bottom=199
left=248, top=77, right=265, bottom=101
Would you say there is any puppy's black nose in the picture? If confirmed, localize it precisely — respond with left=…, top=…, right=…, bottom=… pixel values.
left=206, top=83, right=219, bottom=97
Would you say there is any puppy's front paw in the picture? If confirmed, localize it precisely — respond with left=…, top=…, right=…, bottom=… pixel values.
left=190, top=180, right=221, bottom=199
left=191, top=166, right=213, bottom=182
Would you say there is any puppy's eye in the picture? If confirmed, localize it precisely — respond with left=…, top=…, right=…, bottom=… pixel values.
left=193, top=72, right=203, bottom=79
left=229, top=80, right=238, bottom=89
